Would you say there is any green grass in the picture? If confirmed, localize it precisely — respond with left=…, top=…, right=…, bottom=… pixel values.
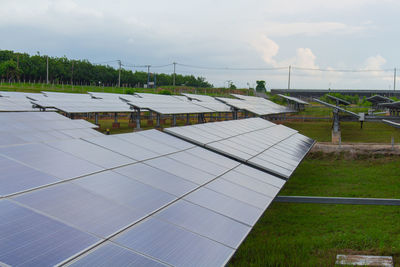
left=296, top=104, right=369, bottom=117
left=281, top=153, right=400, bottom=198
left=229, top=203, right=400, bottom=267
left=230, top=154, right=400, bottom=266
left=282, top=121, right=400, bottom=143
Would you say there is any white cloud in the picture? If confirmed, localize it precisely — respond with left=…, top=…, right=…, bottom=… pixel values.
left=251, top=36, right=280, bottom=66
left=263, top=22, right=367, bottom=37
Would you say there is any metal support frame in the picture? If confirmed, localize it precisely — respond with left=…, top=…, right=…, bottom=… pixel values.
left=332, top=109, right=340, bottom=133
left=135, top=108, right=141, bottom=130
left=186, top=114, right=190, bottom=125
left=114, top=112, right=118, bottom=123
left=172, top=115, right=177, bottom=126
left=156, top=114, right=161, bottom=128
left=95, top=113, right=99, bottom=125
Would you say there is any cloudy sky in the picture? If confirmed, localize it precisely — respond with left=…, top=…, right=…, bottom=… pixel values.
left=1, top=0, right=399, bottom=89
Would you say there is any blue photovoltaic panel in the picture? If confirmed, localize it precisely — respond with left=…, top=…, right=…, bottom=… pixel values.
left=114, top=163, right=198, bottom=197
left=69, top=242, right=166, bottom=267
left=0, top=155, right=61, bottom=197
left=83, top=135, right=159, bottom=161
left=0, top=200, right=99, bottom=267
left=155, top=200, right=251, bottom=249
left=0, top=143, right=103, bottom=180
left=114, top=217, right=234, bottom=267
left=13, top=182, right=145, bottom=237
left=184, top=187, right=263, bottom=226
left=145, top=157, right=216, bottom=185
left=74, top=171, right=176, bottom=216
left=46, top=139, right=135, bottom=169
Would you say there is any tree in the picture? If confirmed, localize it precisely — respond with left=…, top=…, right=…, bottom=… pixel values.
left=0, top=60, right=22, bottom=80
left=256, top=80, right=266, bottom=92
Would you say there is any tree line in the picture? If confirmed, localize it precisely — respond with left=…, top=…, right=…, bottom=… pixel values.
left=0, top=50, right=213, bottom=88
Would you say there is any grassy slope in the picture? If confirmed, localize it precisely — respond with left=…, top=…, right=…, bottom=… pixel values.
left=230, top=155, right=400, bottom=266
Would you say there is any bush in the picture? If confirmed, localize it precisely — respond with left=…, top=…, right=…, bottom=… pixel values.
left=159, top=89, right=172, bottom=95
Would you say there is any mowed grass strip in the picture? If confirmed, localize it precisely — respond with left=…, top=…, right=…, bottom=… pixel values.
left=229, top=203, right=400, bottom=267
left=283, top=121, right=400, bottom=143
left=281, top=154, right=400, bottom=199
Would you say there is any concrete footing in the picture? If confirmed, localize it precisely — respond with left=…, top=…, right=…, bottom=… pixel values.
left=332, top=131, right=341, bottom=144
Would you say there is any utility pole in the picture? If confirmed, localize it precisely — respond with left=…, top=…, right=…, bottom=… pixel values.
left=394, top=68, right=397, bottom=91
left=46, top=56, right=49, bottom=84
left=173, top=62, right=176, bottom=86
left=118, top=60, right=121, bottom=87
left=288, top=65, right=291, bottom=90
left=146, top=65, right=151, bottom=87
left=71, top=61, right=74, bottom=85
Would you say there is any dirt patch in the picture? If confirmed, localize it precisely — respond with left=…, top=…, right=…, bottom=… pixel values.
left=311, top=142, right=400, bottom=156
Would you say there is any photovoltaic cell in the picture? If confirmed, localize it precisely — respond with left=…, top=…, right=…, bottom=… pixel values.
left=83, top=135, right=159, bottom=161
left=184, top=187, right=263, bottom=226
left=145, top=157, right=216, bottom=185
left=0, top=143, right=103, bottom=180
left=0, top=155, right=61, bottom=197
left=0, top=200, right=99, bottom=267
left=137, top=129, right=194, bottom=150
left=205, top=179, right=273, bottom=209
left=46, top=139, right=135, bottom=169
left=69, top=242, right=166, bottom=267
left=114, top=163, right=198, bottom=197
left=114, top=218, right=234, bottom=267
left=155, top=200, right=251, bottom=249
left=74, top=171, right=176, bottom=216
left=13, top=182, right=145, bottom=237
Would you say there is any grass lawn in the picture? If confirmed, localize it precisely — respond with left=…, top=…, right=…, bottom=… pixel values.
left=230, top=154, right=400, bottom=266
left=281, top=153, right=400, bottom=198
left=297, top=104, right=369, bottom=117
left=282, top=121, right=400, bottom=143
left=229, top=203, right=400, bottom=267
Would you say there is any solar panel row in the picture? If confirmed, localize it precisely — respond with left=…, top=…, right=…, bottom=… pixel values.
left=0, top=115, right=313, bottom=267
left=165, top=118, right=315, bottom=178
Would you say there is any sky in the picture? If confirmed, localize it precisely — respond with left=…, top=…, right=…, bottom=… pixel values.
left=1, top=0, right=399, bottom=89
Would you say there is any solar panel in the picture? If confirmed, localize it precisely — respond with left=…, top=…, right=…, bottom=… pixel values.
left=0, top=143, right=103, bottom=180
left=277, top=94, right=309, bottom=105
left=382, top=119, right=400, bottom=128
left=13, top=181, right=147, bottom=237
left=326, top=94, right=351, bottom=105
left=166, top=118, right=314, bottom=178
left=45, top=139, right=134, bottom=169
left=113, top=217, right=235, bottom=267
left=83, top=135, right=159, bottom=161
left=114, top=163, right=198, bottom=197
left=215, top=94, right=295, bottom=116
left=0, top=200, right=99, bottom=267
left=155, top=200, right=251, bottom=249
left=0, top=155, right=61, bottom=197
left=314, top=98, right=360, bottom=118
left=0, top=113, right=314, bottom=266
left=69, top=242, right=166, bottom=267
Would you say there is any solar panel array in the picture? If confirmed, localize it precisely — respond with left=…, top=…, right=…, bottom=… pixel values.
left=314, top=98, right=360, bottom=118
left=326, top=94, right=351, bottom=105
left=277, top=94, right=309, bottom=105
left=182, top=93, right=232, bottom=112
left=121, top=93, right=219, bottom=115
left=0, top=116, right=300, bottom=266
left=0, top=112, right=101, bottom=146
left=382, top=119, right=400, bottom=128
left=32, top=92, right=133, bottom=113
left=0, top=91, right=47, bottom=111
left=216, top=94, right=294, bottom=116
left=165, top=117, right=315, bottom=179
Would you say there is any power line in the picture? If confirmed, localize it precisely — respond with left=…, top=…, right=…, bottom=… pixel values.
left=292, top=66, right=393, bottom=72
left=176, top=63, right=288, bottom=71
